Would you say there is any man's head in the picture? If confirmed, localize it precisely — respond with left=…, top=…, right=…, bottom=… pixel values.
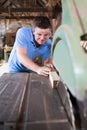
left=33, top=16, right=52, bottom=29
left=33, top=16, right=52, bottom=45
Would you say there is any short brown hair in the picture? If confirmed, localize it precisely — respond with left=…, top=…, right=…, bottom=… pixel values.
left=33, top=16, right=51, bottom=29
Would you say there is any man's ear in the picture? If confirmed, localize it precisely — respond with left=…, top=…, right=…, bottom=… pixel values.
left=49, top=31, right=52, bottom=37
left=32, top=28, right=35, bottom=34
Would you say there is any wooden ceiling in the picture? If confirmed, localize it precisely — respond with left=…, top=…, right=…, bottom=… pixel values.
left=0, top=0, right=62, bottom=19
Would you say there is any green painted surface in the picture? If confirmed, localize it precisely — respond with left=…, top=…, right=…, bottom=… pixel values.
left=52, top=0, right=87, bottom=100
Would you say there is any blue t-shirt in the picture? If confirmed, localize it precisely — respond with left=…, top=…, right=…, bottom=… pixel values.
left=8, top=27, right=52, bottom=73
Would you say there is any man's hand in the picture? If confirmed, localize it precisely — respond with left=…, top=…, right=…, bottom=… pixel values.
left=36, top=65, right=52, bottom=76
left=44, top=63, right=54, bottom=71
left=80, top=40, right=87, bottom=51
left=44, top=58, right=53, bottom=71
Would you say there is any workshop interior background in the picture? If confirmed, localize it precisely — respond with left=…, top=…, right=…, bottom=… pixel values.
left=0, top=0, right=62, bottom=64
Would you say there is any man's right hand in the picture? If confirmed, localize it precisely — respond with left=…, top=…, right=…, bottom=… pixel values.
left=37, top=66, right=52, bottom=76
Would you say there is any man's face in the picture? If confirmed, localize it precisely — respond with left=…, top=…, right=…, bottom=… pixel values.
left=33, top=27, right=51, bottom=45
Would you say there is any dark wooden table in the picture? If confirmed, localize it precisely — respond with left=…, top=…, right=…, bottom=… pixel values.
left=0, top=73, right=72, bottom=130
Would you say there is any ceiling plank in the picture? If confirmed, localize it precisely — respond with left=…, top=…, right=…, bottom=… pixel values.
left=0, top=7, right=49, bottom=13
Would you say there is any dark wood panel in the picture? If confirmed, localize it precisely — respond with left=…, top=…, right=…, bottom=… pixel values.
left=25, top=74, right=67, bottom=121
left=17, top=122, right=71, bottom=130
left=0, top=73, right=72, bottom=130
left=16, top=73, right=72, bottom=130
left=0, top=73, right=29, bottom=122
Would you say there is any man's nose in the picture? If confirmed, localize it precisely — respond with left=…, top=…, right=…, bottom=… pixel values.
left=40, top=35, right=45, bottom=39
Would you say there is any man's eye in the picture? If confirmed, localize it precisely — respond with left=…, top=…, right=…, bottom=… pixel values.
left=37, top=34, right=41, bottom=36
left=44, top=34, right=48, bottom=37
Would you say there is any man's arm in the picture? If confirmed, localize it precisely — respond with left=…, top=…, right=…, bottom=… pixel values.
left=17, top=47, right=52, bottom=76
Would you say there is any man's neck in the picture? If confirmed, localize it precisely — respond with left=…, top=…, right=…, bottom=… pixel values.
left=34, top=40, right=41, bottom=47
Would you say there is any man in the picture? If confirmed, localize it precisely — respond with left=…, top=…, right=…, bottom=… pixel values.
left=8, top=16, right=53, bottom=76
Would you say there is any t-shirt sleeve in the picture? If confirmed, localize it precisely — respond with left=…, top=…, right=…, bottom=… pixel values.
left=15, top=28, right=28, bottom=49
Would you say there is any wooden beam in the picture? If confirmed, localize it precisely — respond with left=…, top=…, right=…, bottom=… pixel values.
left=0, top=16, right=49, bottom=19
left=0, top=7, right=49, bottom=13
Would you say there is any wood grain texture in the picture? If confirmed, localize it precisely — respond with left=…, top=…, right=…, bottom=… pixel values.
left=49, top=71, right=60, bottom=88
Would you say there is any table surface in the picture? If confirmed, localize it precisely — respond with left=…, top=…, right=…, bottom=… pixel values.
left=0, top=73, right=72, bottom=130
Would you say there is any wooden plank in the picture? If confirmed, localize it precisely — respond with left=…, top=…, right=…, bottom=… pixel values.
left=16, top=122, right=72, bottom=130
left=0, top=73, right=72, bottom=130
left=17, top=73, right=72, bottom=130
left=49, top=71, right=60, bottom=88
left=0, top=73, right=29, bottom=122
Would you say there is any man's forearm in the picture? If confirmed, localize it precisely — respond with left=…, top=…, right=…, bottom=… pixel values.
left=18, top=54, right=40, bottom=72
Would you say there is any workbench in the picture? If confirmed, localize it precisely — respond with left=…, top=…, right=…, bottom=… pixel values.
left=0, top=73, right=72, bottom=130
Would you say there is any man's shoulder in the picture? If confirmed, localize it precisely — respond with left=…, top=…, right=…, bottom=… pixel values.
left=18, top=27, right=32, bottom=32
left=17, top=27, right=33, bottom=37
left=46, top=38, right=52, bottom=45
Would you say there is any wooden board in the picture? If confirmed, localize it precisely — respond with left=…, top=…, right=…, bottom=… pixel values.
left=49, top=71, right=60, bottom=88
left=0, top=73, right=29, bottom=121
left=0, top=73, right=72, bottom=130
